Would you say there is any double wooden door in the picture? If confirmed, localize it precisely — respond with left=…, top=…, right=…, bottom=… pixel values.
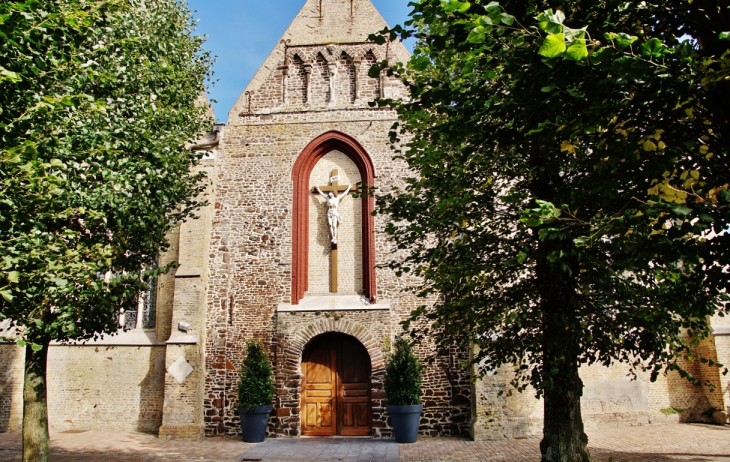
left=301, top=334, right=371, bottom=436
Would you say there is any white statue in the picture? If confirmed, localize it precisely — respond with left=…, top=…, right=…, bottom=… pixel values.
left=316, top=185, right=352, bottom=244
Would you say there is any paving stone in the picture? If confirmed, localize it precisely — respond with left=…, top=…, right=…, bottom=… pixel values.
left=0, top=423, right=729, bottom=462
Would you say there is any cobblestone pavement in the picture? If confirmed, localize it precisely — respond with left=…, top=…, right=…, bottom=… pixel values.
left=0, top=423, right=728, bottom=462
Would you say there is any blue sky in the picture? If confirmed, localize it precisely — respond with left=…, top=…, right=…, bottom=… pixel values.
left=186, top=0, right=414, bottom=122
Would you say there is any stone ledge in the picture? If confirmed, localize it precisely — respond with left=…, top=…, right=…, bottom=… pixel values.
left=166, top=334, right=199, bottom=345
left=51, top=330, right=165, bottom=347
left=278, top=294, right=390, bottom=312
left=175, top=266, right=202, bottom=278
left=712, top=325, right=730, bottom=336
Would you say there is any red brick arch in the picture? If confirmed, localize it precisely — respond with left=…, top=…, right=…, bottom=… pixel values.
left=291, top=130, right=376, bottom=305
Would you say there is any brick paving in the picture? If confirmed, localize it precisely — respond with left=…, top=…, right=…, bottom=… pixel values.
left=0, top=423, right=728, bottom=462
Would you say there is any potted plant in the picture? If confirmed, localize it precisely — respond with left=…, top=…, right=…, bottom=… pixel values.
left=237, top=339, right=276, bottom=443
left=385, top=337, right=424, bottom=443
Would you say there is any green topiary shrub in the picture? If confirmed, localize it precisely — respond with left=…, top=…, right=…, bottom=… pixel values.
left=237, top=340, right=276, bottom=411
left=384, top=337, right=423, bottom=406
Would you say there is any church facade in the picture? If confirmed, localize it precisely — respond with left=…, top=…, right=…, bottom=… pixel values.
left=1, top=0, right=729, bottom=441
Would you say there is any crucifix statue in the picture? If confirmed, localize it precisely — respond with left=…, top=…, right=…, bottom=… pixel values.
left=315, top=184, right=351, bottom=245
left=312, top=169, right=358, bottom=292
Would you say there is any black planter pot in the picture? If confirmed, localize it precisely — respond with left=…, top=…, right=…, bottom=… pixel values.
left=238, top=405, right=272, bottom=443
left=387, top=404, right=423, bottom=443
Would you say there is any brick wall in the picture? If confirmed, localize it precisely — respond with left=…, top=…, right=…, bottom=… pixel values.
left=0, top=344, right=24, bottom=432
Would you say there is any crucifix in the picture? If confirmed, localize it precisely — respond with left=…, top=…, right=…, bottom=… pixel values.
left=312, top=169, right=358, bottom=293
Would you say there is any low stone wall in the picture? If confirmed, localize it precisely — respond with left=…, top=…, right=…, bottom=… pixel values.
left=471, top=359, right=709, bottom=441
left=46, top=345, right=167, bottom=433
left=0, top=344, right=167, bottom=434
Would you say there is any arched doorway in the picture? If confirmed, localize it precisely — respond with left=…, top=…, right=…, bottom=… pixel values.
left=301, top=333, right=371, bottom=436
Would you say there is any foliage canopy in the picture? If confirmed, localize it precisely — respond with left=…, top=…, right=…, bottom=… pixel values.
left=373, top=0, right=729, bottom=459
left=0, top=0, right=213, bottom=347
left=0, top=2, right=213, bottom=458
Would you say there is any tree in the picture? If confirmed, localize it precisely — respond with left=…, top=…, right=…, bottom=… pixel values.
left=0, top=1, right=213, bottom=460
left=372, top=1, right=729, bottom=461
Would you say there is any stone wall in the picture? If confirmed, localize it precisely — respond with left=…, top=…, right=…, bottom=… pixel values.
left=202, top=106, right=475, bottom=437
left=0, top=344, right=24, bottom=432
left=0, top=345, right=166, bottom=434
left=715, top=334, right=730, bottom=416
left=47, top=346, right=167, bottom=432
left=471, top=356, right=714, bottom=441
left=417, top=344, right=472, bottom=437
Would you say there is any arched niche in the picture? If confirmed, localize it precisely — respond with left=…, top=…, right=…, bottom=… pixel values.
left=291, top=131, right=376, bottom=305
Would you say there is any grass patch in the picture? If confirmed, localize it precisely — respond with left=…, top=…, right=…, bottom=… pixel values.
left=660, top=407, right=684, bottom=415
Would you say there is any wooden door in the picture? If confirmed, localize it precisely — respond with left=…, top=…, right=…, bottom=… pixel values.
left=301, top=336, right=336, bottom=435
left=301, top=334, right=371, bottom=436
left=337, top=335, right=371, bottom=435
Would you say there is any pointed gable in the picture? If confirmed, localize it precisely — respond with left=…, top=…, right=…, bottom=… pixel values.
left=229, top=0, right=409, bottom=120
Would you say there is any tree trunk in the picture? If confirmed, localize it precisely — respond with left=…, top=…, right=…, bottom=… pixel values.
left=22, top=342, right=50, bottom=462
left=533, top=231, right=591, bottom=462
left=539, top=366, right=590, bottom=462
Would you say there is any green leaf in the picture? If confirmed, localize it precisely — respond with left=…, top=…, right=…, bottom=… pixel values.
left=485, top=1, right=500, bottom=14
left=565, top=32, right=588, bottom=61
left=7, top=271, right=19, bottom=283
left=538, top=33, right=566, bottom=58
left=457, top=1, right=471, bottom=13
left=0, top=290, right=12, bottom=302
left=719, top=32, right=730, bottom=40
left=467, top=26, right=488, bottom=44
left=536, top=9, right=565, bottom=34
left=442, top=0, right=470, bottom=13
left=671, top=206, right=692, bottom=216
left=0, top=67, right=21, bottom=83
left=640, top=38, right=669, bottom=58
left=615, top=33, right=638, bottom=48
left=500, top=13, right=514, bottom=26
left=31, top=343, right=43, bottom=352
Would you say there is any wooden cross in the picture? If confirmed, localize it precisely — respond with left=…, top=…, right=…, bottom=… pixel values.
left=313, top=169, right=358, bottom=196
left=312, top=169, right=358, bottom=293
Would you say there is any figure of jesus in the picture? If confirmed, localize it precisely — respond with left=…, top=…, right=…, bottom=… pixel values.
left=316, top=184, right=352, bottom=244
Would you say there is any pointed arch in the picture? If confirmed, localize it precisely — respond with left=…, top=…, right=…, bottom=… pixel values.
left=291, top=131, right=376, bottom=305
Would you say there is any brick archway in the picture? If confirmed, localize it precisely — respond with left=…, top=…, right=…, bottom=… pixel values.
left=291, top=318, right=384, bottom=371
left=273, top=317, right=387, bottom=437
left=291, top=130, right=376, bottom=305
